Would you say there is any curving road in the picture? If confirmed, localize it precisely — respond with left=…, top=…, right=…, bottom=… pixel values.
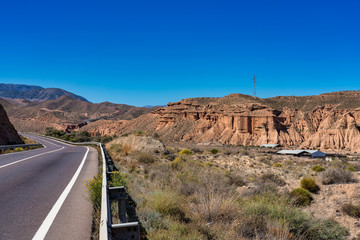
left=0, top=134, right=98, bottom=240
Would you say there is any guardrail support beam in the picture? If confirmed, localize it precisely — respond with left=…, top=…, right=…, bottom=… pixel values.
left=111, top=222, right=140, bottom=240
left=109, top=186, right=127, bottom=223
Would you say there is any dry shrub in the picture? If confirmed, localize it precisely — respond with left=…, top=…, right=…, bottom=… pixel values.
left=135, top=152, right=157, bottom=164
left=231, top=193, right=348, bottom=240
left=239, top=149, right=249, bottom=156
left=321, top=167, right=354, bottom=185
left=147, top=190, right=185, bottom=220
left=342, top=203, right=360, bottom=218
left=190, top=188, right=239, bottom=223
left=257, top=172, right=286, bottom=187
left=107, top=144, right=123, bottom=161
left=122, top=144, right=132, bottom=155
left=227, top=171, right=246, bottom=187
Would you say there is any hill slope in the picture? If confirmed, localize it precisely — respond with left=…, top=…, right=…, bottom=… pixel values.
left=1, top=96, right=159, bottom=133
left=82, top=91, right=360, bottom=153
left=0, top=83, right=89, bottom=102
left=0, top=103, right=23, bottom=145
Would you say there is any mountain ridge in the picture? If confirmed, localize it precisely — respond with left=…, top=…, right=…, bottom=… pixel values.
left=0, top=83, right=90, bottom=102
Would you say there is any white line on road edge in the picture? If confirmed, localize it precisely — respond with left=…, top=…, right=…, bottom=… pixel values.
left=0, top=147, right=65, bottom=170
left=32, top=147, right=90, bottom=240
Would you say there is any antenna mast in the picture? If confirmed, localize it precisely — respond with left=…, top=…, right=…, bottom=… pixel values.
left=253, top=75, right=256, bottom=97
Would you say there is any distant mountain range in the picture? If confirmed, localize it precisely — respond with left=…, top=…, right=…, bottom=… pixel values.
left=0, top=83, right=90, bottom=102
left=0, top=94, right=160, bottom=134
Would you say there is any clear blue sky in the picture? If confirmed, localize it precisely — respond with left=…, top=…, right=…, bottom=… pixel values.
left=0, top=0, right=359, bottom=106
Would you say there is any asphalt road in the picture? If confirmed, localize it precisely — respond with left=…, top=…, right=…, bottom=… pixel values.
left=0, top=134, right=98, bottom=240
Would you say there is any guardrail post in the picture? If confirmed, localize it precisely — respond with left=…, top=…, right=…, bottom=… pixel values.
left=109, top=186, right=127, bottom=223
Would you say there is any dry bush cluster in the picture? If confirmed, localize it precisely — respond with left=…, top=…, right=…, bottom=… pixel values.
left=106, top=142, right=351, bottom=240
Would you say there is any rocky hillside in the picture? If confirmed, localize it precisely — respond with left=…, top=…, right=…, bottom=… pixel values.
left=1, top=96, right=159, bottom=133
left=0, top=83, right=89, bottom=102
left=82, top=91, right=360, bottom=153
left=0, top=103, right=23, bottom=145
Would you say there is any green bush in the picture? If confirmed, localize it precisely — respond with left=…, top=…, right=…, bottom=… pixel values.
left=273, top=163, right=283, bottom=167
left=341, top=203, right=360, bottom=218
left=290, top=188, right=313, bottom=206
left=179, top=149, right=192, bottom=155
left=86, top=174, right=102, bottom=210
left=109, top=171, right=127, bottom=187
left=312, top=165, right=325, bottom=172
left=45, top=127, right=66, bottom=138
left=210, top=148, right=219, bottom=154
left=300, top=177, right=320, bottom=193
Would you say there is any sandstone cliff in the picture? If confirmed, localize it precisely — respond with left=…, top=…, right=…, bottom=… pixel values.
left=0, top=103, right=23, bottom=145
left=82, top=91, right=360, bottom=153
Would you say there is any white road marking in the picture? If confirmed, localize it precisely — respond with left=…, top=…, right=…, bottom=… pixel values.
left=32, top=147, right=90, bottom=240
left=0, top=147, right=65, bottom=170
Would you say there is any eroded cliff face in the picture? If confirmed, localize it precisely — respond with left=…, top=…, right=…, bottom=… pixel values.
left=82, top=93, right=360, bottom=153
left=0, top=103, right=23, bottom=145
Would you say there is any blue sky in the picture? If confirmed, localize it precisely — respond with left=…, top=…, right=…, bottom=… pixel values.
left=0, top=1, right=359, bottom=106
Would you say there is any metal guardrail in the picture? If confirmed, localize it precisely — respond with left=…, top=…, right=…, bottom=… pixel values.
left=0, top=143, right=43, bottom=152
left=37, top=135, right=140, bottom=240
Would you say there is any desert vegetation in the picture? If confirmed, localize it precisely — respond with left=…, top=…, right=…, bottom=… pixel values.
left=102, top=134, right=360, bottom=239
left=45, top=127, right=114, bottom=143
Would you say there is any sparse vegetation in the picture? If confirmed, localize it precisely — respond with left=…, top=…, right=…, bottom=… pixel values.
left=321, top=167, right=354, bottom=185
left=45, top=127, right=114, bottom=143
left=146, top=190, right=185, bottom=220
left=257, top=172, right=286, bottom=186
left=135, top=152, right=157, bottom=164
left=290, top=187, right=313, bottom=206
left=341, top=203, right=360, bottom=218
left=104, top=136, right=350, bottom=239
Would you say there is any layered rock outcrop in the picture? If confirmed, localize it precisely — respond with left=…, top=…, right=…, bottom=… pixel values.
left=0, top=103, right=23, bottom=145
left=83, top=92, right=360, bottom=153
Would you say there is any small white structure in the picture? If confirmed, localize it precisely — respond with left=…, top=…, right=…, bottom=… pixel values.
left=260, top=144, right=280, bottom=148
left=277, top=149, right=326, bottom=158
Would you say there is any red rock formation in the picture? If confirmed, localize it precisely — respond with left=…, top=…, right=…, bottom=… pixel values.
left=83, top=92, right=360, bottom=153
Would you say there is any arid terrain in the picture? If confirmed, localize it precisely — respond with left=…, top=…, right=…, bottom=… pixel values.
left=0, top=95, right=159, bottom=133
left=3, top=86, right=360, bottom=239
left=105, top=133, right=360, bottom=240
left=83, top=91, right=360, bottom=153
